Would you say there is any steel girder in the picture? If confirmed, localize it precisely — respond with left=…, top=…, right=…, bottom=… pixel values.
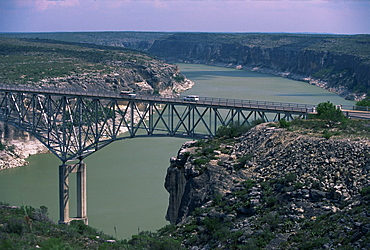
left=0, top=89, right=308, bottom=226
left=0, top=90, right=306, bottom=162
left=0, top=91, right=135, bottom=162
left=126, top=103, right=304, bottom=138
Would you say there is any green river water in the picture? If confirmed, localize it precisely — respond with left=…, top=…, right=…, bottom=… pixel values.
left=0, top=64, right=355, bottom=239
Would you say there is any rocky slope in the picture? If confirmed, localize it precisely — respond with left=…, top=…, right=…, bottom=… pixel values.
left=0, top=37, right=194, bottom=169
left=0, top=123, right=48, bottom=170
left=148, top=33, right=370, bottom=101
left=164, top=123, right=370, bottom=249
left=4, top=33, right=369, bottom=100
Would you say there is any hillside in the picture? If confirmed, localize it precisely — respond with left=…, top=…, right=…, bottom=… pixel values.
left=162, top=120, right=370, bottom=249
left=0, top=37, right=192, bottom=95
left=2, top=32, right=369, bottom=100
left=0, top=37, right=193, bottom=169
left=148, top=33, right=370, bottom=101
left=1, top=119, right=369, bottom=249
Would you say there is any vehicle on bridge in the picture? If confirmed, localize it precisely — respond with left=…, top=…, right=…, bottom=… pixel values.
left=120, top=91, right=136, bottom=97
left=183, top=95, right=199, bottom=101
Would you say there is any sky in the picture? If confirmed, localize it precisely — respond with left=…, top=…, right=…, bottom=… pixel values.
left=0, top=0, right=369, bottom=34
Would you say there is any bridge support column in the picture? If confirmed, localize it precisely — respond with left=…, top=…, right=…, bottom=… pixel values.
left=58, top=162, right=69, bottom=225
left=76, top=162, right=87, bottom=223
left=58, top=160, right=88, bottom=225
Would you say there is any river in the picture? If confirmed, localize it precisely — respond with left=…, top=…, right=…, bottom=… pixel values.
left=0, top=63, right=355, bottom=239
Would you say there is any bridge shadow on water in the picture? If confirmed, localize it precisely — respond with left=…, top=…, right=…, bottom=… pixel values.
left=117, top=132, right=211, bottom=141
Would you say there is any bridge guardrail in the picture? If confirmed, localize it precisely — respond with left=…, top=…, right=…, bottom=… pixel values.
left=353, top=106, right=370, bottom=111
left=0, top=84, right=316, bottom=113
left=2, top=83, right=369, bottom=115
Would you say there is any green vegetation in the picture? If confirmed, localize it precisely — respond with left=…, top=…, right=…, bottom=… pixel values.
left=186, top=120, right=265, bottom=173
left=119, top=172, right=369, bottom=249
left=2, top=32, right=369, bottom=96
left=356, top=97, right=370, bottom=108
left=216, top=119, right=265, bottom=139
left=278, top=118, right=290, bottom=128
left=1, top=107, right=369, bottom=248
left=0, top=141, right=5, bottom=151
left=0, top=202, right=184, bottom=249
left=173, top=74, right=185, bottom=82
left=316, top=101, right=347, bottom=124
left=0, top=141, right=15, bottom=153
left=0, top=203, right=121, bottom=249
left=0, top=37, right=176, bottom=86
left=292, top=117, right=370, bottom=139
left=273, top=101, right=370, bottom=140
left=0, top=38, right=110, bottom=84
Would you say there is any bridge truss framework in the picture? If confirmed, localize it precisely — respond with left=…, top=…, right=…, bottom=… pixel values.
left=0, top=85, right=312, bottom=225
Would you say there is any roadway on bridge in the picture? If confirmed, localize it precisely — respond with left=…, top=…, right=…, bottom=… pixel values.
left=1, top=84, right=369, bottom=119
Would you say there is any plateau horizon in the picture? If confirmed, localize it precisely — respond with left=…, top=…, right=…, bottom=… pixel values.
left=0, top=0, right=369, bottom=34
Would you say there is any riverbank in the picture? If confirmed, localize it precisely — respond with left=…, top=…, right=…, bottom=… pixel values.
left=0, top=107, right=139, bottom=170
left=248, top=66, right=365, bottom=102
left=200, top=62, right=364, bottom=101
left=0, top=78, right=194, bottom=171
left=0, top=138, right=47, bottom=170
left=0, top=63, right=360, bottom=240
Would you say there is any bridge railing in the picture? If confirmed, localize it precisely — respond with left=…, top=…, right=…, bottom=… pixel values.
left=127, top=95, right=314, bottom=113
left=199, top=96, right=314, bottom=110
left=3, top=83, right=368, bottom=114
left=353, top=105, right=370, bottom=111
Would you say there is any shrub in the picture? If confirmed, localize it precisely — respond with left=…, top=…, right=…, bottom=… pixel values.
left=316, top=101, right=346, bottom=124
left=235, top=154, right=253, bottom=171
left=3, top=217, right=27, bottom=235
left=129, top=231, right=182, bottom=249
left=278, top=118, right=290, bottom=128
left=194, top=158, right=208, bottom=166
left=266, top=197, right=277, bottom=208
left=216, top=119, right=264, bottom=139
left=173, top=74, right=185, bottom=82
left=323, top=129, right=333, bottom=139
left=360, top=186, right=370, bottom=200
left=284, top=173, right=297, bottom=184
left=0, top=141, right=5, bottom=151
left=356, top=97, right=370, bottom=107
left=40, top=238, right=72, bottom=250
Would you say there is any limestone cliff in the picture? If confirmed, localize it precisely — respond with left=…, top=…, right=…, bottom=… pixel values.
left=148, top=33, right=370, bottom=101
left=0, top=37, right=194, bottom=169
left=0, top=122, right=50, bottom=170
left=3, top=33, right=369, bottom=100
left=164, top=123, right=370, bottom=248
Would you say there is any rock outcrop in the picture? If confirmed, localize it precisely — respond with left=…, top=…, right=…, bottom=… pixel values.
left=165, top=123, right=370, bottom=248
left=38, top=61, right=193, bottom=97
left=0, top=37, right=194, bottom=169
left=147, top=33, right=370, bottom=101
left=4, top=33, right=369, bottom=100
left=0, top=123, right=51, bottom=170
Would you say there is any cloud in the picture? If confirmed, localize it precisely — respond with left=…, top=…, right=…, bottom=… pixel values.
left=15, top=0, right=80, bottom=11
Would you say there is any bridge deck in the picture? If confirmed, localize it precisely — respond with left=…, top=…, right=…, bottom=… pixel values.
left=0, top=84, right=315, bottom=114
left=1, top=83, right=369, bottom=227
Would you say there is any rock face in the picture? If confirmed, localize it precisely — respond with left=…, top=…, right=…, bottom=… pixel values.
left=0, top=123, right=49, bottom=170
left=32, top=61, right=193, bottom=98
left=147, top=33, right=370, bottom=101
left=0, top=37, right=194, bottom=169
left=164, top=124, right=370, bottom=248
left=4, top=33, right=369, bottom=100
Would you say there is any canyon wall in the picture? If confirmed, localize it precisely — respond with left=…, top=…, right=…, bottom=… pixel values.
left=0, top=37, right=194, bottom=169
left=164, top=123, right=370, bottom=248
left=147, top=33, right=370, bottom=101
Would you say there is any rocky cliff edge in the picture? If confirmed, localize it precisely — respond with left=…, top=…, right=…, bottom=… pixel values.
left=165, top=123, right=370, bottom=248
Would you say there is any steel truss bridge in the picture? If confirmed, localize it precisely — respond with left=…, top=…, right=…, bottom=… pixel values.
left=0, top=84, right=339, bottom=225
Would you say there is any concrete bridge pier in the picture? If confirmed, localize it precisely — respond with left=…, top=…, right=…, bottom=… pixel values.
left=58, top=160, right=88, bottom=225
